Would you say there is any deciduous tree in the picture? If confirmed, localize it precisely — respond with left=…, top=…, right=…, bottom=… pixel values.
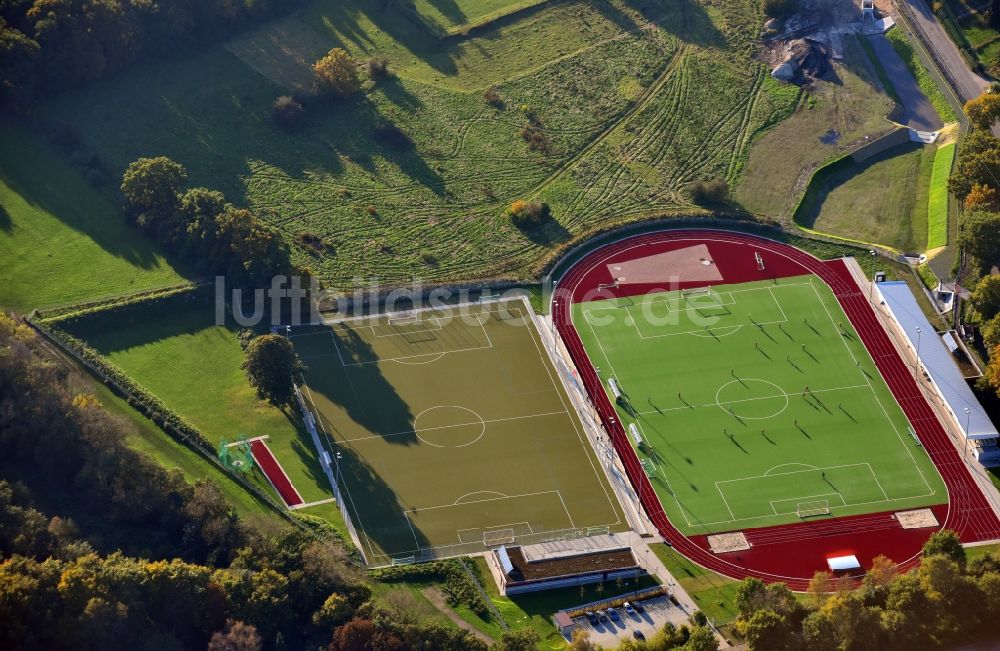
left=241, top=334, right=304, bottom=405
left=313, top=48, right=361, bottom=97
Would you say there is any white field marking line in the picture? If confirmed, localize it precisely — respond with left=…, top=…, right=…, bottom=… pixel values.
left=302, top=382, right=378, bottom=561
left=578, top=280, right=816, bottom=313
left=689, top=491, right=940, bottom=529
left=557, top=490, right=577, bottom=530
left=253, top=439, right=305, bottom=506
left=373, top=523, right=606, bottom=558
left=327, top=331, right=367, bottom=417
left=402, top=511, right=422, bottom=550
left=808, top=281, right=937, bottom=497
left=223, top=434, right=269, bottom=447
left=317, top=297, right=524, bottom=326
left=453, top=490, right=509, bottom=505
left=716, top=484, right=737, bottom=520
left=763, top=462, right=819, bottom=476
left=716, top=461, right=873, bottom=484
left=337, top=409, right=568, bottom=444
left=402, top=490, right=562, bottom=514
left=324, top=306, right=507, bottom=367
left=390, top=353, right=447, bottom=365
left=290, top=497, right=338, bottom=510
left=456, top=523, right=531, bottom=544
left=768, top=286, right=789, bottom=322
left=626, top=306, right=788, bottom=341
left=631, top=383, right=868, bottom=416
left=369, top=318, right=446, bottom=338
left=525, top=298, right=623, bottom=527
left=769, top=492, right=845, bottom=515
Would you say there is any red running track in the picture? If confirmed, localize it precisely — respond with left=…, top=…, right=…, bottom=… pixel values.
left=250, top=439, right=304, bottom=507
left=553, top=230, right=1000, bottom=589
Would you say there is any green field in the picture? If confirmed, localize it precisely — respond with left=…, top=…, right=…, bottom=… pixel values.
left=60, top=300, right=342, bottom=523
left=292, top=299, right=624, bottom=564
left=928, top=141, right=955, bottom=249
left=572, top=276, right=947, bottom=535
left=411, top=0, right=549, bottom=34
left=795, top=142, right=936, bottom=253
left=0, top=118, right=183, bottom=313
left=38, top=0, right=802, bottom=287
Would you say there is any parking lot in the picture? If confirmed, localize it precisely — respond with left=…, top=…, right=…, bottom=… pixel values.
left=569, top=596, right=690, bottom=647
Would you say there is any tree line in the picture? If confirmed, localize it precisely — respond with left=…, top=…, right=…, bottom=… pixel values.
left=120, top=156, right=298, bottom=289
left=0, top=0, right=307, bottom=110
left=947, top=104, right=1000, bottom=399
left=731, top=531, right=1000, bottom=650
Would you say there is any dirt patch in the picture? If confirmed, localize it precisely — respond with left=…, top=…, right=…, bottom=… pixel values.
left=224, top=16, right=332, bottom=91
left=896, top=508, right=939, bottom=528
left=707, top=532, right=751, bottom=553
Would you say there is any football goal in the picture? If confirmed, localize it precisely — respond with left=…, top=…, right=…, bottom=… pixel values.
left=796, top=500, right=831, bottom=518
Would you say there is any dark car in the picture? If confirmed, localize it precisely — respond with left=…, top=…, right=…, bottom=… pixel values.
left=607, top=608, right=620, bottom=622
left=633, top=630, right=646, bottom=641
left=598, top=611, right=609, bottom=623
left=633, top=602, right=645, bottom=614
left=585, top=611, right=598, bottom=626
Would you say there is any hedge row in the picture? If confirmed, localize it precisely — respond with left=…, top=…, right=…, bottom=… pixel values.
left=370, top=559, right=490, bottom=618
left=32, top=281, right=201, bottom=322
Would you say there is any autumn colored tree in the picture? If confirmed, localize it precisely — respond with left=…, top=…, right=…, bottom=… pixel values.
left=964, top=183, right=1000, bottom=212
left=313, top=48, right=361, bottom=97
left=960, top=210, right=1000, bottom=274
left=120, top=156, right=187, bottom=234
left=965, top=92, right=1000, bottom=130
left=972, top=275, right=1000, bottom=319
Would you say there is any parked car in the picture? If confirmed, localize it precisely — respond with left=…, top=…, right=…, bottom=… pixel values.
left=633, top=630, right=646, bottom=641
left=585, top=611, right=598, bottom=626
left=633, top=602, right=645, bottom=614
left=598, top=611, right=609, bottom=623
left=607, top=608, right=620, bottom=622
left=623, top=602, right=636, bottom=616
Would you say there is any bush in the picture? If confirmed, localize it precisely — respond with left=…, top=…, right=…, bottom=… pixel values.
left=688, top=178, right=730, bottom=206
left=365, top=56, right=390, bottom=81
left=764, top=0, right=799, bottom=19
left=484, top=86, right=502, bottom=108
left=508, top=199, right=551, bottom=229
left=270, top=95, right=304, bottom=128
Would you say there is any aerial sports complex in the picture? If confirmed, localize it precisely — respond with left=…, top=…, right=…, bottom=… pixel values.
left=269, top=228, right=1000, bottom=587
left=552, top=230, right=1000, bottom=588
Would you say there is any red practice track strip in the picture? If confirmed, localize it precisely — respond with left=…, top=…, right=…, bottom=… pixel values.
left=553, top=230, right=1000, bottom=588
left=250, top=439, right=304, bottom=507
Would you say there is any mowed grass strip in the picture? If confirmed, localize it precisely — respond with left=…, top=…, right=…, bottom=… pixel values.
left=928, top=142, right=954, bottom=249
left=61, top=300, right=334, bottom=509
left=0, top=118, right=183, bottom=313
left=572, top=276, right=946, bottom=536
left=411, top=0, right=549, bottom=34
left=294, top=301, right=624, bottom=564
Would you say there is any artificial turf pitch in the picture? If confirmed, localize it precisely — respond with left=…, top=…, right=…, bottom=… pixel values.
left=291, top=299, right=625, bottom=565
left=572, top=275, right=947, bottom=536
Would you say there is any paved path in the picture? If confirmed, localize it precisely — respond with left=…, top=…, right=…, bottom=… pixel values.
left=898, top=0, right=989, bottom=103
left=867, top=33, right=943, bottom=130
left=421, top=587, right=495, bottom=645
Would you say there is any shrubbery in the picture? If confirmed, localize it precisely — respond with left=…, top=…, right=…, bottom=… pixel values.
left=688, top=178, right=730, bottom=206
left=313, top=48, right=362, bottom=98
left=507, top=199, right=551, bottom=229
left=764, top=0, right=799, bottom=20
left=271, top=95, right=305, bottom=128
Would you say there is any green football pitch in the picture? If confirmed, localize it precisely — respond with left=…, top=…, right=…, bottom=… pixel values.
left=572, top=275, right=947, bottom=536
left=291, top=299, right=625, bottom=565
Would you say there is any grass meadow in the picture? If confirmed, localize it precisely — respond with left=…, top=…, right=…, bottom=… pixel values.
left=60, top=299, right=340, bottom=521
left=795, top=142, right=937, bottom=253
left=38, top=0, right=813, bottom=288
left=927, top=142, right=955, bottom=249
left=0, top=118, right=183, bottom=313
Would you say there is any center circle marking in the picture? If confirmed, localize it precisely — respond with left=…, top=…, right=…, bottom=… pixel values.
left=715, top=378, right=789, bottom=420
left=414, top=406, right=486, bottom=448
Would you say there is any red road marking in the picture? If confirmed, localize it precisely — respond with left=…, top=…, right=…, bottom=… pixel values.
left=554, top=229, right=1000, bottom=588
left=250, top=439, right=304, bottom=507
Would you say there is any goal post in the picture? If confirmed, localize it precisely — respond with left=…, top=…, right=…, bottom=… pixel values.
left=483, top=528, right=516, bottom=546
